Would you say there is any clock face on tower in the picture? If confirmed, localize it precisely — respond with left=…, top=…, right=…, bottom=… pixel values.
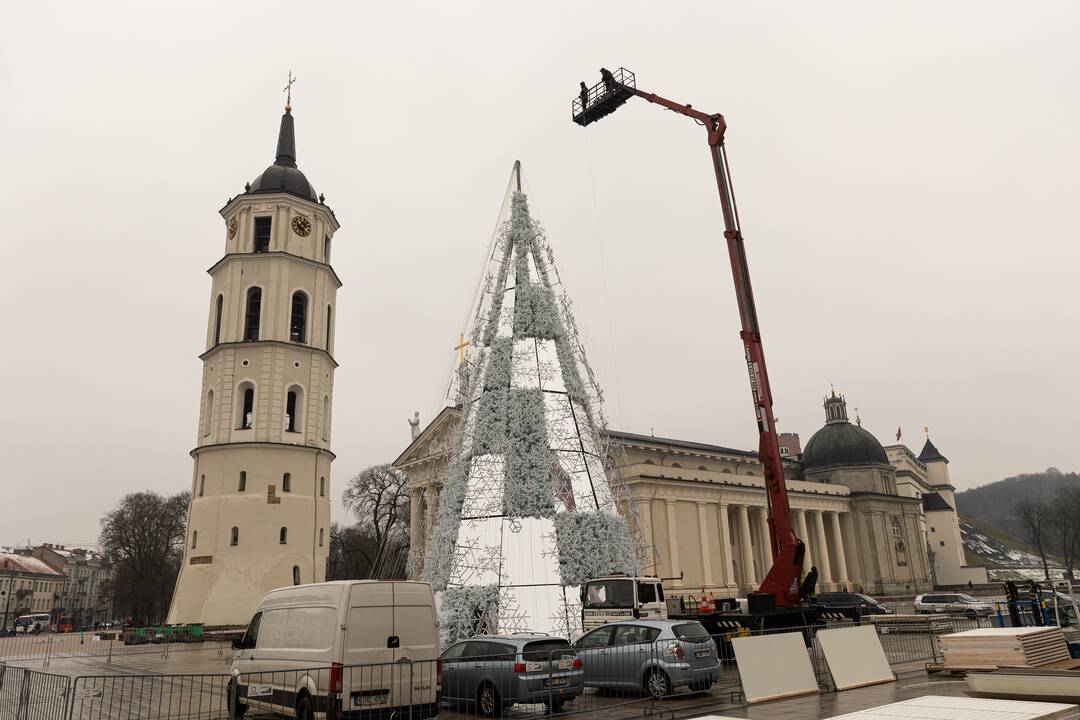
left=226, top=218, right=238, bottom=239
left=291, top=215, right=312, bottom=237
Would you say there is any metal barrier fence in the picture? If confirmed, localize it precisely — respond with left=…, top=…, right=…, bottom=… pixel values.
left=0, top=633, right=230, bottom=666
left=0, top=612, right=994, bottom=720
left=0, top=665, right=71, bottom=720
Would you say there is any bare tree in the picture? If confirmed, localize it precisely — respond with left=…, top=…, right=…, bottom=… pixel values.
left=1047, top=487, right=1080, bottom=580
left=1017, top=499, right=1052, bottom=581
left=99, top=490, right=188, bottom=624
left=341, top=464, right=411, bottom=579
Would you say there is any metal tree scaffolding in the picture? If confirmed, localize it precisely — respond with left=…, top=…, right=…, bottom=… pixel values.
left=421, top=162, right=641, bottom=644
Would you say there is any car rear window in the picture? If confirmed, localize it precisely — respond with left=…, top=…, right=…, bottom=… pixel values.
left=523, top=639, right=572, bottom=658
left=672, top=622, right=710, bottom=641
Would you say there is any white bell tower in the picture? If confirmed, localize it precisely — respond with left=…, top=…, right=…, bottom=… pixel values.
left=168, top=96, right=340, bottom=627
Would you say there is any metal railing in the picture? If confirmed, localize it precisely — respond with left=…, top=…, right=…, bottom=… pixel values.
left=0, top=632, right=229, bottom=667
left=0, top=612, right=994, bottom=720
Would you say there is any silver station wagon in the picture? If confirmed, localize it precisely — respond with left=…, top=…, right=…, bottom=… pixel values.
left=441, top=633, right=583, bottom=716
left=571, top=619, right=720, bottom=698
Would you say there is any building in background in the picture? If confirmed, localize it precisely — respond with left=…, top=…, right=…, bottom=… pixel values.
left=32, top=544, right=115, bottom=629
left=0, top=554, right=64, bottom=630
left=168, top=100, right=339, bottom=627
left=401, top=393, right=981, bottom=597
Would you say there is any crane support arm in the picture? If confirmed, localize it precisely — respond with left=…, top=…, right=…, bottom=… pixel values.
left=576, top=70, right=805, bottom=608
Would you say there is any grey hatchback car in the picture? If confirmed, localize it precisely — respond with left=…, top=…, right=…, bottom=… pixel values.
left=441, top=634, right=584, bottom=716
left=571, top=620, right=720, bottom=698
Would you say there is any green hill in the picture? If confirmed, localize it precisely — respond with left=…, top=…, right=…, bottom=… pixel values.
left=954, top=468, right=1080, bottom=541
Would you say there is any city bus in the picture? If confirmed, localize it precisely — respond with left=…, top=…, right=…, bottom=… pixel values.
left=14, top=614, right=51, bottom=634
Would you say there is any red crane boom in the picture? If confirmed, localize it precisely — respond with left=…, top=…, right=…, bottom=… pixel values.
left=574, top=68, right=805, bottom=609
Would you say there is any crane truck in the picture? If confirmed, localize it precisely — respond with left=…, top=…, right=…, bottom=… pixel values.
left=572, top=68, right=860, bottom=636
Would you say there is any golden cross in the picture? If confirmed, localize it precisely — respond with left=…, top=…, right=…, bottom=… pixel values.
left=454, top=334, right=471, bottom=364
left=283, top=70, right=297, bottom=109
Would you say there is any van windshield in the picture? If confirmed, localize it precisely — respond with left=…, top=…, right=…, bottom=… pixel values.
left=584, top=579, right=634, bottom=608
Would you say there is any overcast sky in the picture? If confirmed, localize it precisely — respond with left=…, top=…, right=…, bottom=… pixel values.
left=2, top=1, right=1077, bottom=547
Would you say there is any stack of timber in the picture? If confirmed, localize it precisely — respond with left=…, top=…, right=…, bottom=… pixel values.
left=941, top=627, right=1071, bottom=670
left=871, top=614, right=955, bottom=635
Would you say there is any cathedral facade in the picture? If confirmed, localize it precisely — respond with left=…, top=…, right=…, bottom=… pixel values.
left=399, top=393, right=986, bottom=598
left=168, top=104, right=339, bottom=627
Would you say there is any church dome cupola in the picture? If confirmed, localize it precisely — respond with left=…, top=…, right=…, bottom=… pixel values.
left=247, top=107, right=319, bottom=203
left=802, top=390, right=889, bottom=470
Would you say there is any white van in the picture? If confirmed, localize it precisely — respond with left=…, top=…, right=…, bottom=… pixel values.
left=229, top=580, right=440, bottom=718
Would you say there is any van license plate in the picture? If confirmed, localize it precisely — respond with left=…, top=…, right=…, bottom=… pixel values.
left=548, top=679, right=568, bottom=688
left=558, top=658, right=573, bottom=670
left=353, top=690, right=389, bottom=706
left=695, top=650, right=711, bottom=658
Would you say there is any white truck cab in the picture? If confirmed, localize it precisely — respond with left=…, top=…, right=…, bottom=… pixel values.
left=229, top=580, right=439, bottom=718
left=581, top=575, right=667, bottom=632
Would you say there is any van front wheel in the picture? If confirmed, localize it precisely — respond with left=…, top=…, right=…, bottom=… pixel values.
left=477, top=683, right=502, bottom=718
left=295, top=693, right=314, bottom=720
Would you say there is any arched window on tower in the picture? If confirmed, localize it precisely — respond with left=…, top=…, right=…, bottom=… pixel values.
left=191, top=530, right=197, bottom=549
left=279, top=527, right=288, bottom=544
left=282, top=473, right=291, bottom=492
left=326, top=305, right=333, bottom=350
left=203, top=389, right=214, bottom=437
left=292, top=565, right=301, bottom=585
left=238, top=471, right=247, bottom=492
left=244, top=287, right=262, bottom=341
left=237, top=382, right=255, bottom=429
left=320, top=477, right=326, bottom=497
left=230, top=527, right=239, bottom=546
left=286, top=387, right=303, bottom=433
left=199, top=475, right=205, bottom=496
left=253, top=217, right=271, bottom=253
left=290, top=292, right=308, bottom=343
left=213, top=294, right=223, bottom=345
left=319, top=528, right=324, bottom=547
left=323, top=235, right=331, bottom=262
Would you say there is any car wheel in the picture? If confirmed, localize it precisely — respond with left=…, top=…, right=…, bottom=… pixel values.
left=296, top=693, right=314, bottom=720
left=645, top=668, right=673, bottom=699
left=545, top=698, right=565, bottom=714
left=226, top=679, right=247, bottom=717
left=688, top=679, right=712, bottom=693
left=965, top=609, right=977, bottom=620
left=476, top=683, right=502, bottom=718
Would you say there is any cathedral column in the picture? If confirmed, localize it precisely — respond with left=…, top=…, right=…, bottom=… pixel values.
left=718, top=503, right=736, bottom=588
left=796, top=509, right=814, bottom=572
left=665, top=500, right=681, bottom=587
left=636, top=499, right=655, bottom=572
left=812, top=510, right=833, bottom=586
left=409, top=487, right=423, bottom=551
left=828, top=511, right=849, bottom=587
left=756, top=507, right=773, bottom=568
left=736, top=505, right=756, bottom=587
left=840, top=512, right=861, bottom=585
left=696, top=502, right=714, bottom=587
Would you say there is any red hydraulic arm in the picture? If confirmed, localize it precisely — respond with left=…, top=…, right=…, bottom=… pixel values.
left=573, top=69, right=805, bottom=608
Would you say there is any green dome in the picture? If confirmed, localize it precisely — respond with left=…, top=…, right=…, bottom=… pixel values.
left=802, top=421, right=888, bottom=470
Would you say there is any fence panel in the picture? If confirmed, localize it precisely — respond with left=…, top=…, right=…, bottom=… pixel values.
left=69, top=674, right=230, bottom=720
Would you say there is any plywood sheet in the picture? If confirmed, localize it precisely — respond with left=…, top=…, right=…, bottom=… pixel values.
left=940, top=627, right=1070, bottom=669
left=825, top=694, right=1078, bottom=719
left=818, top=625, right=894, bottom=690
left=731, top=632, right=819, bottom=703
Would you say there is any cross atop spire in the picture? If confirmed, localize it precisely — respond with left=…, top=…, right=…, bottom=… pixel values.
left=283, top=70, right=297, bottom=112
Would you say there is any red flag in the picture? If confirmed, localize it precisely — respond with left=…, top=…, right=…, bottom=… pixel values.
left=896, top=426, right=902, bottom=442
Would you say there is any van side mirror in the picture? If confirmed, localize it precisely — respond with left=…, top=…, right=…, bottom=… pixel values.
left=231, top=637, right=243, bottom=650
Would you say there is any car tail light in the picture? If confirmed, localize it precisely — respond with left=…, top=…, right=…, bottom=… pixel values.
left=330, top=662, right=343, bottom=693
left=437, top=658, right=443, bottom=685
left=663, top=641, right=684, bottom=660
left=572, top=657, right=582, bottom=669
left=513, top=662, right=527, bottom=673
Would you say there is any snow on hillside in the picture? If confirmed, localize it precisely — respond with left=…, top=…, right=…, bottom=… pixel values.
left=959, top=519, right=1067, bottom=581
